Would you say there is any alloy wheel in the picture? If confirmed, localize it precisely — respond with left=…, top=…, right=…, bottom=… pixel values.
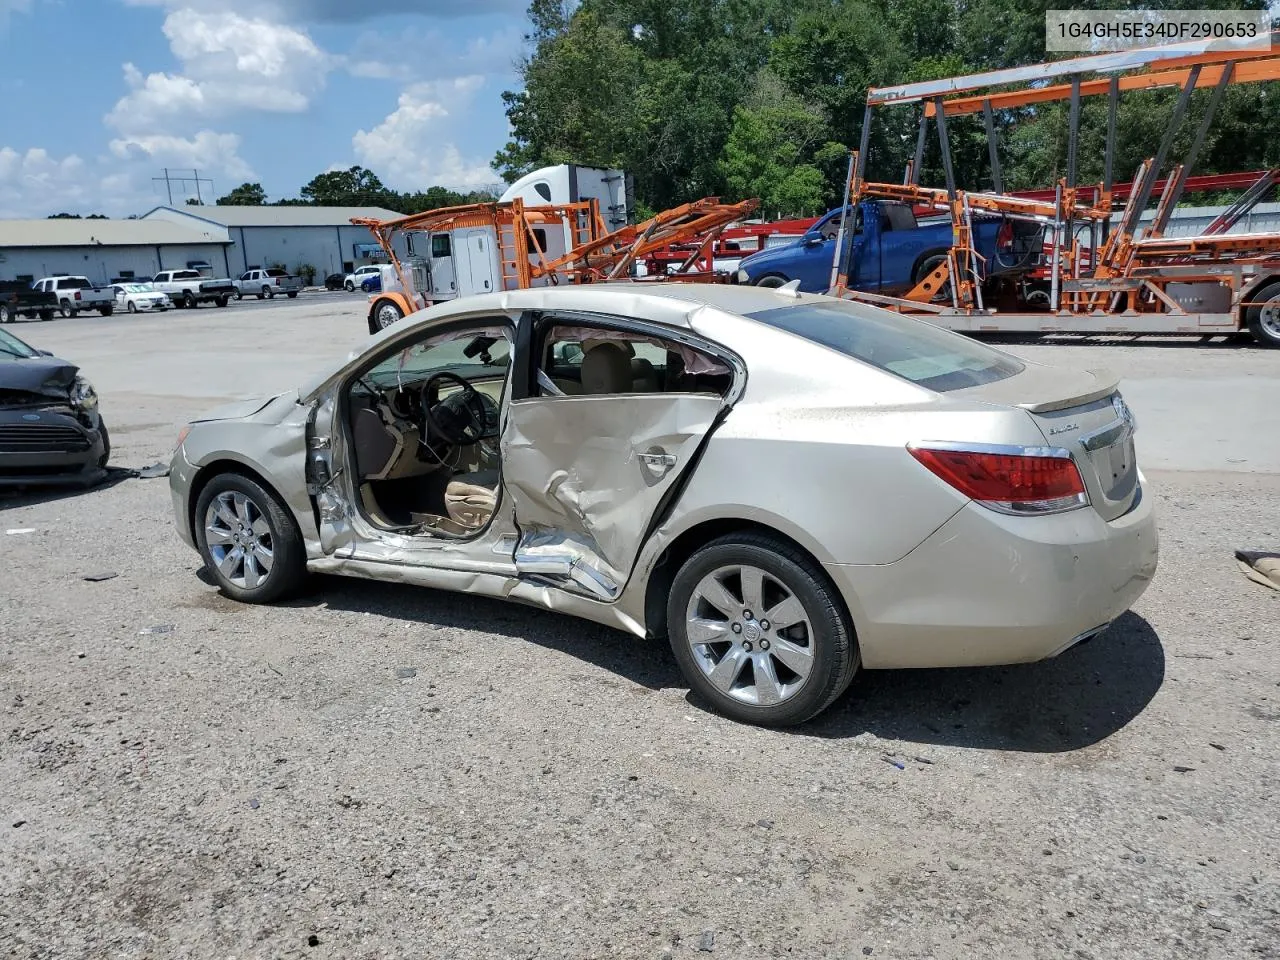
left=204, top=490, right=275, bottom=589
left=684, top=564, right=815, bottom=706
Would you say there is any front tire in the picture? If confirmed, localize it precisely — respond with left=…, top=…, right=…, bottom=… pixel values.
left=371, top=298, right=404, bottom=332
left=127, top=301, right=137, bottom=314
left=234, top=289, right=243, bottom=301
left=96, top=418, right=110, bottom=469
left=183, top=292, right=197, bottom=309
left=1245, top=281, right=1280, bottom=347
left=345, top=280, right=355, bottom=292
left=0, top=304, right=10, bottom=324
left=194, top=473, right=307, bottom=604
left=666, top=533, right=859, bottom=727
left=755, top=275, right=788, bottom=289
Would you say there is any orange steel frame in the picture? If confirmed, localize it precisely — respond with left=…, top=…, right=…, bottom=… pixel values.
left=352, top=196, right=758, bottom=314
left=834, top=35, right=1280, bottom=333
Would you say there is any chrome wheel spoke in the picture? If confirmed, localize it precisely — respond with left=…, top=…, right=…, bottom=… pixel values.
left=739, top=566, right=765, bottom=613
left=251, top=516, right=271, bottom=537
left=242, top=549, right=262, bottom=589
left=233, top=495, right=252, bottom=525
left=753, top=655, right=785, bottom=706
left=695, top=574, right=740, bottom=618
left=706, top=647, right=747, bottom=693
left=218, top=546, right=243, bottom=579
left=213, top=497, right=238, bottom=528
left=764, top=595, right=807, bottom=631
left=205, top=526, right=234, bottom=546
left=687, top=617, right=729, bottom=645
left=251, top=543, right=274, bottom=572
left=769, top=637, right=814, bottom=679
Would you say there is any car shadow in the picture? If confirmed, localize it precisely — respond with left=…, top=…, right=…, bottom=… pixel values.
left=805, top=611, right=1165, bottom=752
left=272, top=576, right=1163, bottom=753
left=0, top=466, right=137, bottom=509
left=285, top=574, right=685, bottom=692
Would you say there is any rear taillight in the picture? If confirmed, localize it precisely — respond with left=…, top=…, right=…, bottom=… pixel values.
left=908, top=442, right=1089, bottom=515
left=74, top=291, right=82, bottom=301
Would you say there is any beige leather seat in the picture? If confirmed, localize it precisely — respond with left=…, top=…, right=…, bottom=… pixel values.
left=580, top=342, right=635, bottom=394
left=444, top=469, right=498, bottom=529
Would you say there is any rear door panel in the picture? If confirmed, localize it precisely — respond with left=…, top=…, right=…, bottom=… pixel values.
left=502, top=394, right=723, bottom=599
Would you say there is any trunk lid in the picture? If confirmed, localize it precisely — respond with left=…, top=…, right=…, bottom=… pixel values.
left=950, top=361, right=1138, bottom=521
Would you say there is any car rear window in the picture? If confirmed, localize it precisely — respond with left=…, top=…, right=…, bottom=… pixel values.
left=745, top=300, right=1024, bottom=392
left=266, top=269, right=287, bottom=277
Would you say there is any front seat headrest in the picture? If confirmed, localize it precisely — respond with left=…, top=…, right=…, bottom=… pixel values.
left=580, top=342, right=633, bottom=394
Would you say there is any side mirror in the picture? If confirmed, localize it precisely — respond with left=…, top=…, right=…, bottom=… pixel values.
left=803, top=236, right=824, bottom=248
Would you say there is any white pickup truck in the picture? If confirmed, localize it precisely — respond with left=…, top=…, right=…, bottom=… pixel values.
left=233, top=268, right=304, bottom=300
left=33, top=276, right=116, bottom=318
left=150, top=269, right=236, bottom=309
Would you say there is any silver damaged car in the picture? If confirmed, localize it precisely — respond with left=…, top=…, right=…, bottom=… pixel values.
left=169, top=285, right=1158, bottom=726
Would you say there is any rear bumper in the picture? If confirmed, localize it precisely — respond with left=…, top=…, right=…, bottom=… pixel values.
left=0, top=408, right=106, bottom=487
left=827, top=477, right=1158, bottom=669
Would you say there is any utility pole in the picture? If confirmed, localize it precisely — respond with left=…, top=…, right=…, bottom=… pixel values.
left=152, top=168, right=215, bottom=206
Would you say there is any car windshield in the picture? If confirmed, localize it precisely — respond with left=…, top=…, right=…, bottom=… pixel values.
left=126, top=284, right=154, bottom=293
left=0, top=328, right=38, bottom=359
left=745, top=299, right=1024, bottom=392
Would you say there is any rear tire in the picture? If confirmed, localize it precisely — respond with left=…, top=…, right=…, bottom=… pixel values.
left=914, top=253, right=955, bottom=304
left=345, top=280, right=355, bottom=292
left=194, top=473, right=307, bottom=604
left=59, top=299, right=75, bottom=319
left=1245, top=281, right=1280, bottom=347
left=98, top=305, right=113, bottom=317
left=234, top=289, right=243, bottom=301
left=0, top=304, right=10, bottom=324
left=263, top=286, right=274, bottom=300
left=216, top=295, right=229, bottom=308
left=183, top=292, right=197, bottom=309
left=286, top=291, right=298, bottom=299
left=666, top=533, right=859, bottom=727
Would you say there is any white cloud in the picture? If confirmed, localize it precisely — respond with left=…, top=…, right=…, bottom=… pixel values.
left=108, top=130, right=254, bottom=181
left=352, top=76, right=497, bottom=190
left=342, top=25, right=525, bottom=83
left=0, top=147, right=93, bottom=216
left=106, top=9, right=329, bottom=133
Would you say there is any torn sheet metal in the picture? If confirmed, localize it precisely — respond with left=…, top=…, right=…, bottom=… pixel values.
left=502, top=393, right=722, bottom=595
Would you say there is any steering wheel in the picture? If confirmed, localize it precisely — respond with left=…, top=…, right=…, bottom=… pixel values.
left=422, top=372, right=490, bottom=446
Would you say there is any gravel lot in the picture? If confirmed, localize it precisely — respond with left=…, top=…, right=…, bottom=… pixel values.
left=2, top=299, right=1278, bottom=959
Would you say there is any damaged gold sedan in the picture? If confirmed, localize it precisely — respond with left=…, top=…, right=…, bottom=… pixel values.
left=169, top=284, right=1158, bottom=726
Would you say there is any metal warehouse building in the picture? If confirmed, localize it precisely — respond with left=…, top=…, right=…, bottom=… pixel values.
left=141, top=204, right=403, bottom=280
left=0, top=219, right=232, bottom=285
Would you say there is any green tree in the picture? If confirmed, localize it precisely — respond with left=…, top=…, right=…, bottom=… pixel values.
left=719, top=72, right=843, bottom=216
left=216, top=182, right=268, bottom=206
left=299, top=166, right=392, bottom=205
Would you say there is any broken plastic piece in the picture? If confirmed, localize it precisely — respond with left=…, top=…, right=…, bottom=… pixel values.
left=138, top=624, right=175, bottom=635
left=1235, top=550, right=1280, bottom=591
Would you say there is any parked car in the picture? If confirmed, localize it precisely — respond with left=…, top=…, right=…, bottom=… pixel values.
left=168, top=284, right=1157, bottom=727
left=0, top=280, right=58, bottom=323
left=234, top=268, right=304, bottom=300
left=33, top=276, right=115, bottom=318
left=735, top=200, right=1043, bottom=297
left=323, top=272, right=348, bottom=291
left=0, top=325, right=109, bottom=486
left=150, top=270, right=235, bottom=309
left=112, top=282, right=171, bottom=314
left=360, top=273, right=382, bottom=293
left=344, top=265, right=381, bottom=291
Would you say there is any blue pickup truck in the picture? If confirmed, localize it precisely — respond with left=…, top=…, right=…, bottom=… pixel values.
left=734, top=199, right=1042, bottom=298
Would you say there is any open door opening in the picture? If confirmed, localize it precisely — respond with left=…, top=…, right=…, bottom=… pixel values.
left=341, top=324, right=511, bottom=538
